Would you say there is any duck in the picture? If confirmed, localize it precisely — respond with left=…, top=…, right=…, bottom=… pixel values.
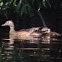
left=1, top=20, right=43, bottom=40
left=41, top=27, right=61, bottom=37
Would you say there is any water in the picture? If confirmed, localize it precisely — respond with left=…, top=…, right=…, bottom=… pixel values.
left=0, top=33, right=62, bottom=62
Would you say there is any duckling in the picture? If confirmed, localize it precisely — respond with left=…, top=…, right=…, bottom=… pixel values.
left=1, top=20, right=43, bottom=40
left=41, top=27, right=61, bottom=37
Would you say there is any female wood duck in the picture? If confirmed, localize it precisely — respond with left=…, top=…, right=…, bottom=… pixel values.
left=1, top=20, right=42, bottom=40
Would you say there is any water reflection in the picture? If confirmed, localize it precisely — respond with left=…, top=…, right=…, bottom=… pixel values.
left=0, top=33, right=62, bottom=62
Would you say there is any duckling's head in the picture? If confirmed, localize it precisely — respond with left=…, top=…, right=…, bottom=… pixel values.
left=2, top=20, right=14, bottom=28
left=41, top=27, right=51, bottom=33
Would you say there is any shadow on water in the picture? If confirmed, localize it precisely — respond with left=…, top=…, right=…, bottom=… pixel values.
left=0, top=33, right=62, bottom=62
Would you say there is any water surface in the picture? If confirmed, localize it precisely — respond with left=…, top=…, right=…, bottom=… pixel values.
left=0, top=33, right=62, bottom=62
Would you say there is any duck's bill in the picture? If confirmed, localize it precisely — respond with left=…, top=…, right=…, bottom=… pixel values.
left=1, top=24, right=6, bottom=26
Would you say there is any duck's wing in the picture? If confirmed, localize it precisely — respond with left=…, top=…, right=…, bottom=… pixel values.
left=18, top=29, right=31, bottom=32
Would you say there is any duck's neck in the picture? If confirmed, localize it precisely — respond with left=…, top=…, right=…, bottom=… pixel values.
left=9, top=26, right=15, bottom=34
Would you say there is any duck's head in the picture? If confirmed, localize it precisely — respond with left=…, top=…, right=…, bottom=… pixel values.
left=1, top=20, right=14, bottom=28
left=41, top=27, right=51, bottom=33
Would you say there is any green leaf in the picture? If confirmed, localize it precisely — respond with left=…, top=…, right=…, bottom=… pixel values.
left=17, top=0, right=22, bottom=11
left=2, top=5, right=9, bottom=10
left=24, top=6, right=27, bottom=14
left=47, top=0, right=51, bottom=8
left=0, top=2, right=3, bottom=6
left=21, top=6, right=25, bottom=15
left=27, top=4, right=31, bottom=12
left=13, top=0, right=16, bottom=6
left=42, top=0, right=46, bottom=7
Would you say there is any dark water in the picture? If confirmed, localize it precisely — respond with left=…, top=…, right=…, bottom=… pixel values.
left=0, top=33, right=62, bottom=62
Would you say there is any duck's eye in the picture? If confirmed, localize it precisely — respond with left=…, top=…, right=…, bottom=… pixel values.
left=8, top=22, right=12, bottom=24
left=35, top=30, right=37, bottom=32
left=9, top=22, right=11, bottom=24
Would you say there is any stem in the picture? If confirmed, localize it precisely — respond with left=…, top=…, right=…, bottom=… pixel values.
left=37, top=10, right=47, bottom=27
left=36, top=0, right=47, bottom=27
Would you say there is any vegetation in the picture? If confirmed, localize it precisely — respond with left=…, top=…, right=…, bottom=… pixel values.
left=0, top=0, right=62, bottom=17
left=0, top=0, right=62, bottom=28
left=0, top=0, right=51, bottom=16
